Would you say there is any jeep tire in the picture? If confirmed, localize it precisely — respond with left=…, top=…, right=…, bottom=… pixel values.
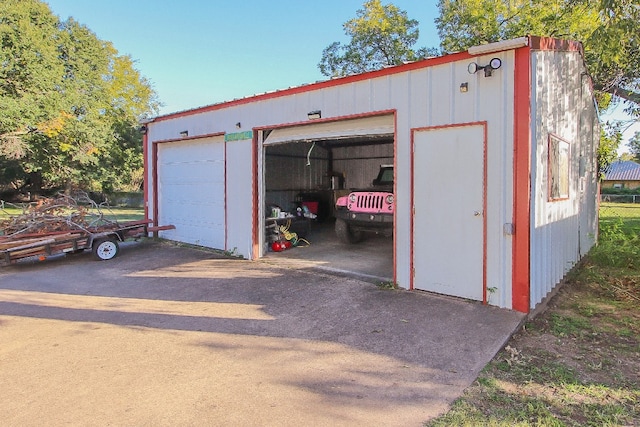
left=335, top=218, right=363, bottom=244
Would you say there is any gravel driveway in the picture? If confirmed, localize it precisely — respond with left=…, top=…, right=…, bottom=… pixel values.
left=0, top=240, right=523, bottom=426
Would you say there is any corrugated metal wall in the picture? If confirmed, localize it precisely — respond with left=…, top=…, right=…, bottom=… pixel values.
left=332, top=144, right=393, bottom=189
left=145, top=43, right=599, bottom=311
left=145, top=51, right=518, bottom=308
left=529, top=50, right=599, bottom=308
left=265, top=142, right=329, bottom=212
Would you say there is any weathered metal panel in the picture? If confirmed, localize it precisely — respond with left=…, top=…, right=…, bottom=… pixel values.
left=265, top=142, right=329, bottom=190
left=529, top=50, right=599, bottom=308
left=332, top=144, right=393, bottom=189
left=145, top=50, right=518, bottom=307
left=145, top=43, right=597, bottom=311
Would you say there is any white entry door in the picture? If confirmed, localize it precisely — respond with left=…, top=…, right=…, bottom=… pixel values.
left=157, top=136, right=225, bottom=249
left=413, top=124, right=485, bottom=301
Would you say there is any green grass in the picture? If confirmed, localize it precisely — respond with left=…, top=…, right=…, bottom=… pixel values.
left=426, top=202, right=640, bottom=427
left=96, top=206, right=146, bottom=223
left=0, top=202, right=145, bottom=223
left=599, top=202, right=640, bottom=235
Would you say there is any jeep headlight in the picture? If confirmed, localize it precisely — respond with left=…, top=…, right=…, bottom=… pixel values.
left=349, top=194, right=356, bottom=202
left=386, top=194, right=394, bottom=204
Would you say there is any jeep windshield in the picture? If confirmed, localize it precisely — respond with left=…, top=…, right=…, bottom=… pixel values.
left=373, top=165, right=393, bottom=186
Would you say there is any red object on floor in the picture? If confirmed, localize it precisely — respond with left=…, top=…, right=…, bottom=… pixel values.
left=301, top=201, right=318, bottom=214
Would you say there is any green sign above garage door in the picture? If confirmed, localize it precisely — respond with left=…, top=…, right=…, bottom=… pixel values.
left=225, top=131, right=253, bottom=142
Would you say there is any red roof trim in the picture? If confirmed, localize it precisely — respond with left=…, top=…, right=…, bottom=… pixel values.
left=529, top=36, right=583, bottom=54
left=151, top=51, right=473, bottom=123
left=252, top=109, right=396, bottom=132
left=151, top=132, right=225, bottom=144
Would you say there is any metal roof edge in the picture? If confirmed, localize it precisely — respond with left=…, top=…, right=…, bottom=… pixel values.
left=467, top=36, right=529, bottom=55
left=149, top=51, right=474, bottom=123
left=150, top=36, right=581, bottom=125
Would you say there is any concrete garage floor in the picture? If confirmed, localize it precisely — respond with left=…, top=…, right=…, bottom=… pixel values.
left=0, top=240, right=524, bottom=426
left=263, top=220, right=394, bottom=283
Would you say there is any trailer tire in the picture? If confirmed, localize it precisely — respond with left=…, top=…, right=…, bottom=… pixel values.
left=93, top=238, right=119, bottom=261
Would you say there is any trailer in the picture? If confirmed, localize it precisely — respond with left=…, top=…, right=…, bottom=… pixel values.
left=0, top=220, right=174, bottom=265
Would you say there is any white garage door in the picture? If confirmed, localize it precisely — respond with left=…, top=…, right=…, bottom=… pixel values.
left=157, top=136, right=225, bottom=249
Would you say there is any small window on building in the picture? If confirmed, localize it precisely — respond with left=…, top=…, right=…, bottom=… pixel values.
left=613, top=183, right=623, bottom=189
left=548, top=134, right=570, bottom=200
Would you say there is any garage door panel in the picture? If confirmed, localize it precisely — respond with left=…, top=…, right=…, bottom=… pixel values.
left=157, top=136, right=225, bottom=249
left=264, top=114, right=394, bottom=145
left=161, top=140, right=217, bottom=162
left=161, top=160, right=224, bottom=181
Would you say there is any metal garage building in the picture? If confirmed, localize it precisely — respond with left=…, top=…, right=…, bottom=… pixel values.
left=142, top=36, right=599, bottom=314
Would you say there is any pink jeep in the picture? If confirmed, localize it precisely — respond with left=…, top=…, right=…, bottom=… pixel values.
left=334, top=165, right=394, bottom=244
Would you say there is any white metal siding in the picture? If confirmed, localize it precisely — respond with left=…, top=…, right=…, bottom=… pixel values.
left=529, top=50, right=599, bottom=308
left=146, top=51, right=518, bottom=307
left=146, top=45, right=597, bottom=311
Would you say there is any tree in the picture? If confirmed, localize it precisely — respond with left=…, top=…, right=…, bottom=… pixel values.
left=0, top=0, right=159, bottom=194
left=318, top=0, right=436, bottom=77
left=628, top=131, right=640, bottom=163
left=436, top=0, right=639, bottom=107
left=435, top=0, right=640, bottom=171
left=618, top=151, right=636, bottom=161
left=599, top=126, right=624, bottom=175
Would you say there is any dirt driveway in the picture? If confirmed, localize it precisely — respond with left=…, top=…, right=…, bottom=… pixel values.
left=0, top=240, right=523, bottom=426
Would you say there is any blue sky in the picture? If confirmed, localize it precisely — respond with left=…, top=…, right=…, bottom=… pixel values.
left=45, top=1, right=440, bottom=115
left=44, top=1, right=637, bottom=151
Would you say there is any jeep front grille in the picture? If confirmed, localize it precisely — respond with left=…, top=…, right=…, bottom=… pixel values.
left=356, top=194, right=384, bottom=210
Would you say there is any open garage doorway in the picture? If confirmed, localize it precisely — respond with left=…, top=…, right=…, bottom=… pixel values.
left=259, top=113, right=396, bottom=282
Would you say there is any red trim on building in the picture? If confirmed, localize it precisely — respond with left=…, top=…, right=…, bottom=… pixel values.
left=409, top=121, right=488, bottom=299
left=512, top=45, right=532, bottom=313
left=547, top=133, right=572, bottom=202
left=252, top=109, right=397, bottom=133
left=151, top=142, right=159, bottom=233
left=152, top=132, right=225, bottom=145
left=223, top=138, right=228, bottom=251
left=142, top=131, right=149, bottom=224
left=409, top=128, right=415, bottom=290
left=529, top=36, right=583, bottom=54
left=482, top=123, right=488, bottom=305
left=149, top=132, right=226, bottom=238
left=251, top=131, right=259, bottom=260
left=150, top=53, right=473, bottom=123
left=392, top=111, right=398, bottom=286
left=251, top=110, right=397, bottom=261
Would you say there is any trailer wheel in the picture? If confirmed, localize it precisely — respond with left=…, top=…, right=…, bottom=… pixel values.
left=93, top=238, right=119, bottom=260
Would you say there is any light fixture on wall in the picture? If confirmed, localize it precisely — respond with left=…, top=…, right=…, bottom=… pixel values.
left=307, top=110, right=321, bottom=120
left=235, top=122, right=241, bottom=129
left=467, top=57, right=502, bottom=77
left=179, top=130, right=188, bottom=137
